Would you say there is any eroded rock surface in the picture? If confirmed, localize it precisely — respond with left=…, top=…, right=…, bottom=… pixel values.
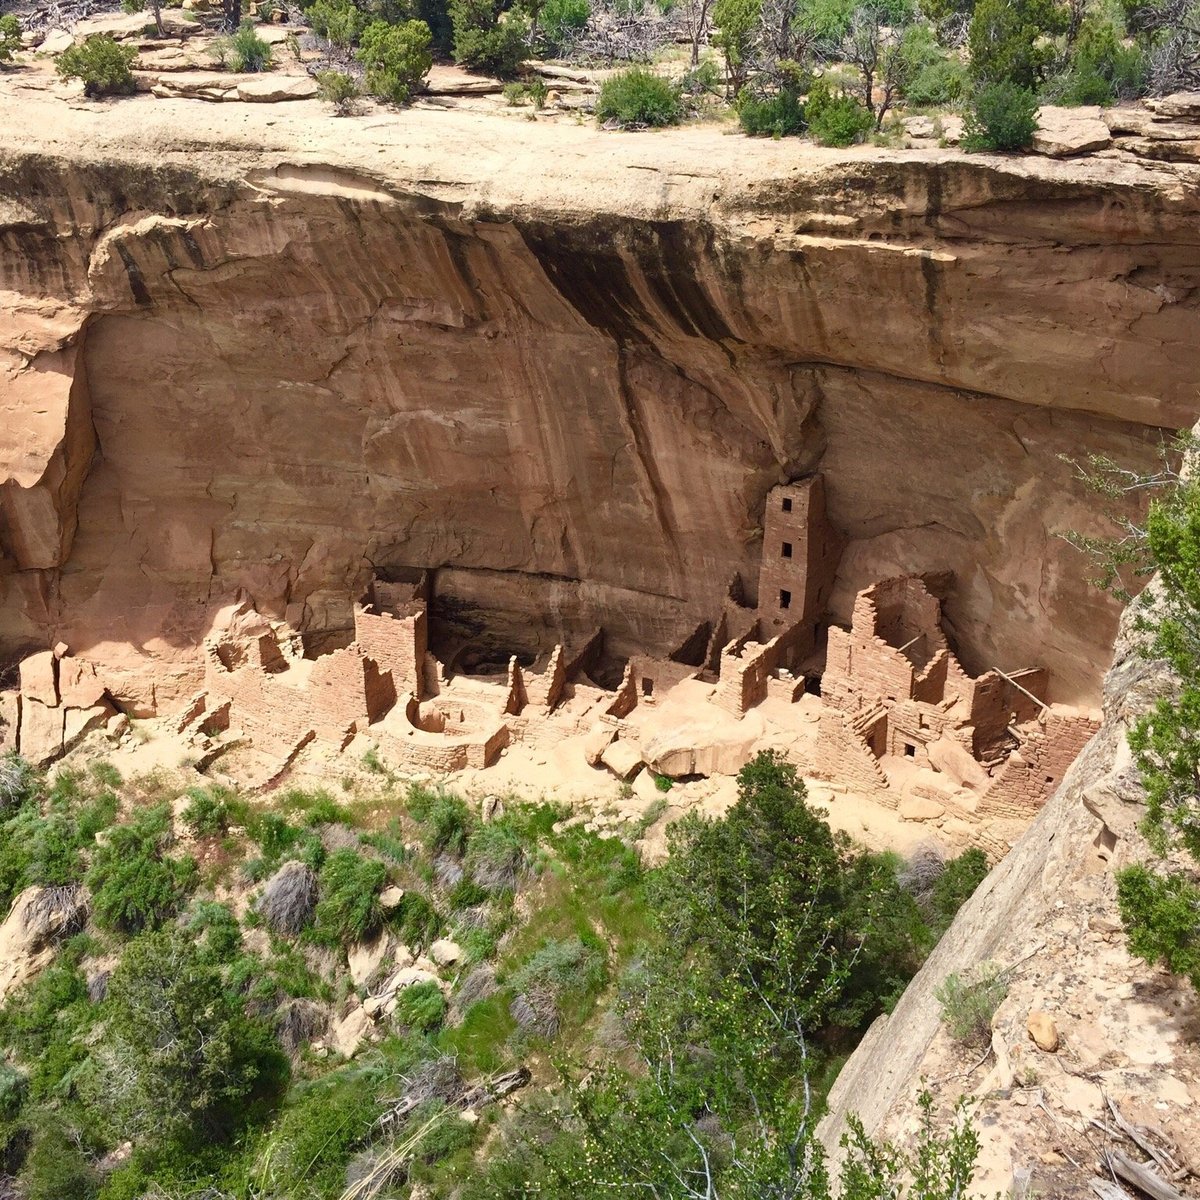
left=0, top=88, right=1197, bottom=713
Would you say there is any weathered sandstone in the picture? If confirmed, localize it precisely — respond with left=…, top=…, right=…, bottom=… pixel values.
left=1, top=84, right=1197, bottom=713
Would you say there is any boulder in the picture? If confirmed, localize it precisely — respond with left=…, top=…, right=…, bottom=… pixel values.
left=926, top=736, right=988, bottom=792
left=347, top=932, right=390, bottom=987
left=379, top=884, right=405, bottom=909
left=583, top=721, right=616, bottom=766
left=1026, top=1010, right=1059, bottom=1052
left=899, top=795, right=945, bottom=822
left=19, top=699, right=65, bottom=766
left=150, top=74, right=238, bottom=102
left=1033, top=107, right=1111, bottom=157
left=0, top=885, right=88, bottom=1002
left=600, top=738, right=643, bottom=780
left=235, top=76, right=320, bottom=103
left=20, top=651, right=58, bottom=707
left=63, top=703, right=113, bottom=751
left=39, top=29, right=75, bottom=54
left=429, top=938, right=462, bottom=967
left=58, top=658, right=106, bottom=708
left=331, top=1004, right=372, bottom=1058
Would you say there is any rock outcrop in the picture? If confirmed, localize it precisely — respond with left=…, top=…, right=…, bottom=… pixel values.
left=0, top=85, right=1197, bottom=715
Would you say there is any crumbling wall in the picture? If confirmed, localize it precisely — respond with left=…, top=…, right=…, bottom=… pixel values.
left=354, top=603, right=427, bottom=699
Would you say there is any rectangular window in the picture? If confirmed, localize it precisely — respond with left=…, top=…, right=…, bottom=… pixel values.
left=782, top=542, right=793, bottom=559
left=904, top=743, right=916, bottom=758
left=779, top=589, right=792, bottom=610
left=782, top=497, right=793, bottom=512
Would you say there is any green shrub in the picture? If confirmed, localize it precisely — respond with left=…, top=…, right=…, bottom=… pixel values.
left=738, top=86, right=806, bottom=137
left=540, top=0, right=588, bottom=50
left=465, top=821, right=526, bottom=892
left=935, top=962, right=1007, bottom=1046
left=961, top=80, right=1038, bottom=150
left=509, top=936, right=606, bottom=1000
left=229, top=21, right=272, bottom=71
left=255, top=1070, right=382, bottom=1197
left=86, top=805, right=197, bottom=934
left=967, top=0, right=1065, bottom=88
left=313, top=848, right=387, bottom=944
left=409, top=785, right=475, bottom=856
left=1116, top=864, right=1200, bottom=986
left=392, top=888, right=443, bottom=947
left=905, top=56, right=970, bottom=105
left=805, top=80, right=874, bottom=146
left=503, top=77, right=548, bottom=107
left=595, top=67, right=681, bottom=128
left=55, top=34, right=137, bottom=96
left=20, top=1120, right=99, bottom=1200
left=394, top=980, right=447, bottom=1031
left=307, top=0, right=366, bottom=44
left=451, top=0, right=528, bottom=77
left=316, top=67, right=363, bottom=113
left=1047, top=16, right=1146, bottom=105
left=182, top=784, right=240, bottom=837
left=0, top=754, right=36, bottom=809
left=927, top=848, right=989, bottom=937
left=281, top=787, right=352, bottom=827
left=0, top=14, right=21, bottom=63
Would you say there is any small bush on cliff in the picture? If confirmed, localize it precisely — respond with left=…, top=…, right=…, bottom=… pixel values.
left=229, top=21, right=273, bottom=71
left=737, top=85, right=806, bottom=136
left=0, top=14, right=22, bottom=64
left=936, top=962, right=1008, bottom=1046
left=805, top=79, right=874, bottom=145
left=55, top=34, right=137, bottom=96
left=313, top=847, right=388, bottom=944
left=961, top=80, right=1038, bottom=150
left=317, top=68, right=363, bottom=113
left=1116, top=864, right=1200, bottom=987
left=357, top=18, right=433, bottom=103
left=596, top=67, right=682, bottom=128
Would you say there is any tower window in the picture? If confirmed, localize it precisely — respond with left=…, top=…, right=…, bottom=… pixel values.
left=904, top=743, right=916, bottom=758
left=779, top=589, right=792, bottom=610
left=782, top=542, right=793, bottom=559
left=781, top=497, right=793, bottom=513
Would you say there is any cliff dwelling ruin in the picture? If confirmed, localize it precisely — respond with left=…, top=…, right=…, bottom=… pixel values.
left=0, top=475, right=1098, bottom=856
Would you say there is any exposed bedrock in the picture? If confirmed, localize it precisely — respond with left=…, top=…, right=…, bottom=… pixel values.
left=0, top=126, right=1196, bottom=712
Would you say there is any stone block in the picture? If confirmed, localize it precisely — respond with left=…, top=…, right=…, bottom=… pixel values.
left=899, top=795, right=944, bottom=822
left=19, top=699, right=64, bottom=766
left=235, top=76, right=320, bottom=103
left=1033, top=107, right=1111, bottom=157
left=583, top=721, right=617, bottom=766
left=1026, top=1011, right=1059, bottom=1052
left=601, top=738, right=643, bottom=780
left=63, top=703, right=112, bottom=751
left=927, top=736, right=988, bottom=791
left=58, top=659, right=106, bottom=709
left=20, top=652, right=58, bottom=707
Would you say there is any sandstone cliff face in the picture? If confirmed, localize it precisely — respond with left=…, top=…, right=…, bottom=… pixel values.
left=0, top=92, right=1196, bottom=710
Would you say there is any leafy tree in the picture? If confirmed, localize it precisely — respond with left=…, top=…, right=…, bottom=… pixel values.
left=1047, top=14, right=1146, bottom=102
left=961, top=79, right=1039, bottom=149
left=540, top=0, right=590, bottom=50
left=357, top=18, right=432, bottom=101
left=968, top=0, right=1067, bottom=86
left=85, top=928, right=288, bottom=1149
left=0, top=14, right=22, bottom=63
left=1117, top=864, right=1200, bottom=986
left=450, top=0, right=529, bottom=76
left=1121, top=0, right=1200, bottom=92
left=308, top=0, right=369, bottom=44
left=712, top=0, right=761, bottom=96
left=55, top=34, right=137, bottom=96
